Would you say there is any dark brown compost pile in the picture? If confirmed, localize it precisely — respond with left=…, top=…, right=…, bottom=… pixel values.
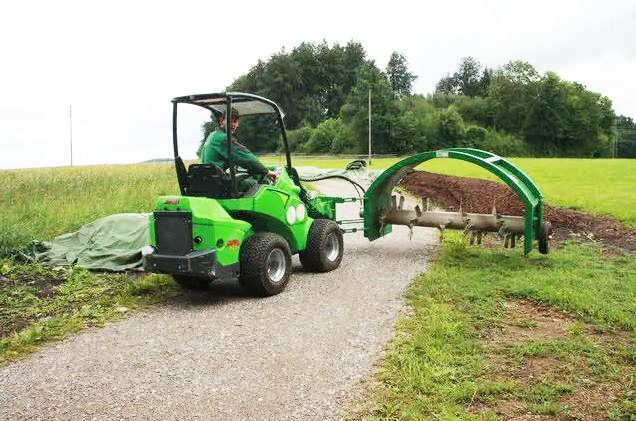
left=401, top=171, right=636, bottom=252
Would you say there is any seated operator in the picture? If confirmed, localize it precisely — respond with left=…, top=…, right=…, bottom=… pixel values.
left=200, top=108, right=276, bottom=190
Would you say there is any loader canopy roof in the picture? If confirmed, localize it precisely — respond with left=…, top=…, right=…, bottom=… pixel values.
left=172, top=92, right=285, bottom=119
left=170, top=91, right=293, bottom=186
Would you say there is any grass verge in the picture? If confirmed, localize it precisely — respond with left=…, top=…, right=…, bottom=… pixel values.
left=348, top=236, right=636, bottom=420
left=0, top=259, right=179, bottom=363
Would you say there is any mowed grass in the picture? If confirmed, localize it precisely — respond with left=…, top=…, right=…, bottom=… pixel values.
left=349, top=236, right=636, bottom=420
left=262, top=155, right=636, bottom=227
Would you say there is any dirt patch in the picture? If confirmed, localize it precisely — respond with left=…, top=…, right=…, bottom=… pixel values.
left=0, top=318, right=30, bottom=338
left=559, top=384, right=623, bottom=421
left=491, top=299, right=574, bottom=345
left=0, top=266, right=67, bottom=337
left=0, top=275, right=11, bottom=292
left=341, top=373, right=387, bottom=420
left=492, top=399, right=555, bottom=420
left=401, top=171, right=636, bottom=251
left=473, top=299, right=630, bottom=420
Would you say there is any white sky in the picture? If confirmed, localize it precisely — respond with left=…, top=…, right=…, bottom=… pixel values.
left=1, top=0, right=634, bottom=169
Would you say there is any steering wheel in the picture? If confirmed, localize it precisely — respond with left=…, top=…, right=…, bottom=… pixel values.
left=234, top=168, right=251, bottom=183
left=235, top=173, right=251, bottom=182
left=234, top=167, right=276, bottom=185
left=233, top=169, right=272, bottom=186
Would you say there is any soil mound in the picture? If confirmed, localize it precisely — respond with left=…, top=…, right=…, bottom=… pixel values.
left=401, top=171, right=636, bottom=251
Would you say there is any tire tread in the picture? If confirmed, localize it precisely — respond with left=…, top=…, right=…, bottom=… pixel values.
left=299, top=219, right=344, bottom=272
left=240, top=232, right=291, bottom=296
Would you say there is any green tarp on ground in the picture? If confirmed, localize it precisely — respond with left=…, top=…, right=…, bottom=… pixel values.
left=34, top=213, right=149, bottom=271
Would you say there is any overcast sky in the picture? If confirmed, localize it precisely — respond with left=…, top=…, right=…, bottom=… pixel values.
left=1, top=0, right=634, bottom=169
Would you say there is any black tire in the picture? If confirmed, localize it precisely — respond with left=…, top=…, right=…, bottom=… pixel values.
left=172, top=275, right=211, bottom=290
left=299, top=219, right=344, bottom=272
left=239, top=233, right=292, bottom=296
left=538, top=220, right=551, bottom=255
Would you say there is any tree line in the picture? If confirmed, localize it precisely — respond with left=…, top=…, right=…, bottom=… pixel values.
left=201, top=41, right=634, bottom=158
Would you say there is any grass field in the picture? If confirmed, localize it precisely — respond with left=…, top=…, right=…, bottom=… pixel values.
left=1, top=156, right=635, bottom=418
left=262, top=155, right=636, bottom=227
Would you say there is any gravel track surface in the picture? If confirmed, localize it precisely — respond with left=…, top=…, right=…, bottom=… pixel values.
left=0, top=180, right=437, bottom=420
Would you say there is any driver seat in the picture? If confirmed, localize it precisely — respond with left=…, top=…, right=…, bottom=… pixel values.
left=185, top=164, right=232, bottom=199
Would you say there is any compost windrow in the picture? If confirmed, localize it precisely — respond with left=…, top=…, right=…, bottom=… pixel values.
left=401, top=171, right=636, bottom=252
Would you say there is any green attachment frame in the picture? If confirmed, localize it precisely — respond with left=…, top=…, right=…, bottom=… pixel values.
left=306, top=195, right=345, bottom=221
left=363, top=148, right=544, bottom=255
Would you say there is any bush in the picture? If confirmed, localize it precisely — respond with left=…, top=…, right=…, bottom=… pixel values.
left=389, top=97, right=438, bottom=152
left=286, top=126, right=314, bottom=152
left=392, top=111, right=420, bottom=154
left=330, top=125, right=358, bottom=154
left=303, top=118, right=344, bottom=153
left=461, top=125, right=488, bottom=148
left=455, top=96, right=496, bottom=127
left=437, top=106, right=465, bottom=148
left=482, top=129, right=530, bottom=156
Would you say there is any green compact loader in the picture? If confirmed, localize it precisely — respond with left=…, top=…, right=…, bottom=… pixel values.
left=143, top=93, right=345, bottom=296
left=143, top=92, right=551, bottom=297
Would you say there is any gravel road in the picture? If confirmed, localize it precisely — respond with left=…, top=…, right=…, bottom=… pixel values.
left=0, top=180, right=438, bottom=420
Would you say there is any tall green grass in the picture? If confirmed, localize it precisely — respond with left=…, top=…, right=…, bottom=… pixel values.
left=0, top=163, right=178, bottom=255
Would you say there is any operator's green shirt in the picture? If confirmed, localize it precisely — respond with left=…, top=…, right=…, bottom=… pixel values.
left=201, top=129, right=268, bottom=175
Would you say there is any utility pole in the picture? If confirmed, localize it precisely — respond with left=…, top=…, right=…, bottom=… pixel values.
left=69, top=105, right=73, bottom=166
left=368, top=89, right=372, bottom=165
left=613, top=116, right=620, bottom=159
left=615, top=134, right=618, bottom=159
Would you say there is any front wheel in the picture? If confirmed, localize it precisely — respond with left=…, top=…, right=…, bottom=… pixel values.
left=239, top=233, right=292, bottom=296
left=300, top=219, right=344, bottom=272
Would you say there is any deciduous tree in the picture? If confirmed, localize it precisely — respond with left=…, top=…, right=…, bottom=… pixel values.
left=386, top=52, right=417, bottom=97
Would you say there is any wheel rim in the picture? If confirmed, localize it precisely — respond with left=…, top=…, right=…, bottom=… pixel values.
left=267, top=248, right=287, bottom=283
left=324, top=233, right=340, bottom=262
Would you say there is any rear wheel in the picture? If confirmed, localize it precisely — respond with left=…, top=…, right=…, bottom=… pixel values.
left=300, top=219, right=344, bottom=272
left=172, top=275, right=211, bottom=290
left=239, top=233, right=292, bottom=296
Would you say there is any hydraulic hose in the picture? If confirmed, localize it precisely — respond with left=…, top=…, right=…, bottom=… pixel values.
left=298, top=174, right=367, bottom=201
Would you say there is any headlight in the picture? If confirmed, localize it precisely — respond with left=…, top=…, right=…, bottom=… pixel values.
left=286, top=207, right=296, bottom=224
left=296, top=204, right=306, bottom=221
